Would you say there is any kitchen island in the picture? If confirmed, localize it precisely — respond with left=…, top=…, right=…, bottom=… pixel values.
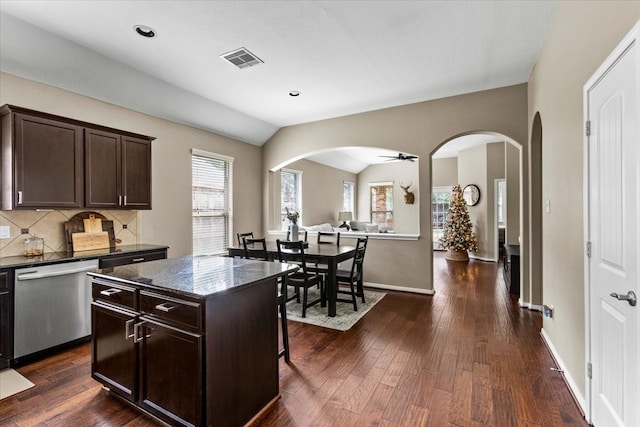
left=88, top=255, right=298, bottom=427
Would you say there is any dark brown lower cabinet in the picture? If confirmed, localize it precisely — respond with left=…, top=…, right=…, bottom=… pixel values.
left=0, top=269, right=12, bottom=370
left=91, top=274, right=278, bottom=427
left=138, top=318, right=202, bottom=426
left=91, top=302, right=138, bottom=401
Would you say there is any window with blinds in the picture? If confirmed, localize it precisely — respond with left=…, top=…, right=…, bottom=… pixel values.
left=192, top=149, right=233, bottom=256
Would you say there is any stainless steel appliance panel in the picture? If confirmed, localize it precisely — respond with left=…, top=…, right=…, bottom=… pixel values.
left=14, top=259, right=99, bottom=359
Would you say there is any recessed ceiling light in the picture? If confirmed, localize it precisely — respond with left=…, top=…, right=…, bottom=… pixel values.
left=289, top=91, right=301, bottom=97
left=134, top=25, right=156, bottom=38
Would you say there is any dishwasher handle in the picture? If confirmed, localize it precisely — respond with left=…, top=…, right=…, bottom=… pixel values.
left=16, top=264, right=98, bottom=281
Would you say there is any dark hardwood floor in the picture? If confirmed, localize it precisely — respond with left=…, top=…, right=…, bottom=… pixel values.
left=0, top=252, right=587, bottom=426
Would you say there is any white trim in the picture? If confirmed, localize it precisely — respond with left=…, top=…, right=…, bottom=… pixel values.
left=266, top=229, right=419, bottom=241
left=541, top=328, right=587, bottom=414
left=364, top=281, right=435, bottom=295
left=368, top=181, right=394, bottom=187
left=191, top=148, right=234, bottom=163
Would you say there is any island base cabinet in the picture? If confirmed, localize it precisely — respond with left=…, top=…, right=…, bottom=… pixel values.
left=91, top=302, right=138, bottom=402
left=138, top=318, right=202, bottom=427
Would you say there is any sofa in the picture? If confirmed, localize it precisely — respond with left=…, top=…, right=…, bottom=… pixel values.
left=302, top=221, right=382, bottom=233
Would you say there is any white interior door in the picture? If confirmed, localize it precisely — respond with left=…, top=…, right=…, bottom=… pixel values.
left=586, top=22, right=639, bottom=427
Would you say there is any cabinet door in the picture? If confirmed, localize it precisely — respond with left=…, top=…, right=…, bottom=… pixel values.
left=122, top=136, right=151, bottom=209
left=91, top=302, right=138, bottom=402
left=0, top=270, right=11, bottom=370
left=85, top=128, right=122, bottom=208
left=14, top=113, right=84, bottom=208
left=139, top=317, right=202, bottom=427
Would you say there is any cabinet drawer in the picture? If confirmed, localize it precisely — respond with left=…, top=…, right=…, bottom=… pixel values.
left=92, top=279, right=137, bottom=310
left=140, top=290, right=201, bottom=330
left=100, top=250, right=167, bottom=269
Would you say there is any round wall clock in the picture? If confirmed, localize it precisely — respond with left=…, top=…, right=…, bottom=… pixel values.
left=463, top=184, right=481, bottom=206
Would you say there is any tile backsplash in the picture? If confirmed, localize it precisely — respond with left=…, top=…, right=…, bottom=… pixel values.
left=0, top=210, right=139, bottom=257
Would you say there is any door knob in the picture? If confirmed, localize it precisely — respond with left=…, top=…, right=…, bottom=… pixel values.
left=610, top=290, right=637, bottom=306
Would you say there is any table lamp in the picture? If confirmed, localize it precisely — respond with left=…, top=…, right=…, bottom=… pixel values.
left=338, top=211, right=353, bottom=230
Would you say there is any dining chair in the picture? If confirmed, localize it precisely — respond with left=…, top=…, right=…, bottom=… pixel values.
left=335, top=237, right=368, bottom=311
left=236, top=231, right=254, bottom=246
left=242, top=236, right=291, bottom=362
left=308, top=231, right=341, bottom=276
left=286, top=228, right=308, bottom=242
left=276, top=239, right=324, bottom=318
left=242, top=237, right=268, bottom=261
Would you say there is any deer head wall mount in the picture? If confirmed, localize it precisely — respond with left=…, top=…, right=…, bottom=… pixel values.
left=399, top=182, right=415, bottom=205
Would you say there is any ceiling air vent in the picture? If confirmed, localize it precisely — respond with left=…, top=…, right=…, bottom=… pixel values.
left=220, top=47, right=263, bottom=69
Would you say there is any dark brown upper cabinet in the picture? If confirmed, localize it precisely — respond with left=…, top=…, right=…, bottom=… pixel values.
left=85, top=130, right=152, bottom=209
left=1, top=112, right=84, bottom=209
left=1, top=105, right=154, bottom=210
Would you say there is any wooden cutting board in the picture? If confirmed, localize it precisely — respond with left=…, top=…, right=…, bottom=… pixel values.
left=72, top=231, right=110, bottom=251
left=83, top=215, right=103, bottom=233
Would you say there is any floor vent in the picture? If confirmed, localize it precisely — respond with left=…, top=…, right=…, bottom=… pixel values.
left=220, top=47, right=263, bottom=69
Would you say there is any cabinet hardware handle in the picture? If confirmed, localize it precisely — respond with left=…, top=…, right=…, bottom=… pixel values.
left=155, top=302, right=176, bottom=313
left=18, top=191, right=23, bottom=204
left=100, top=288, right=122, bottom=297
left=125, top=319, right=135, bottom=340
left=118, top=195, right=122, bottom=206
left=123, top=195, right=127, bottom=206
left=132, top=258, right=145, bottom=262
left=133, top=322, right=151, bottom=343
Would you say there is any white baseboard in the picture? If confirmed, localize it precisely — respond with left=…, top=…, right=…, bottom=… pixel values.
left=363, top=281, right=436, bottom=295
left=470, top=255, right=497, bottom=262
left=540, top=329, right=587, bottom=415
left=527, top=303, right=543, bottom=312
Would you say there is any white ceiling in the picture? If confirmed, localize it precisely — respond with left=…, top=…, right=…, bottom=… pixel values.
left=0, top=0, right=557, bottom=150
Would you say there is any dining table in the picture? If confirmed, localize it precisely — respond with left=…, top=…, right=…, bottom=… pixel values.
left=227, top=241, right=357, bottom=317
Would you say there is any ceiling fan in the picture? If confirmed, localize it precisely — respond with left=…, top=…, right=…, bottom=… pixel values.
left=379, top=152, right=418, bottom=162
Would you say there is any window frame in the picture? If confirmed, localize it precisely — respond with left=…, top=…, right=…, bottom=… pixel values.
left=281, top=168, right=303, bottom=229
left=369, top=181, right=394, bottom=230
left=343, top=180, right=355, bottom=215
left=191, top=149, right=234, bottom=256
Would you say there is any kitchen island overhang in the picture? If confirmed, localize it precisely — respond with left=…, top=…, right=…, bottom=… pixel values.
left=88, top=255, right=298, bottom=427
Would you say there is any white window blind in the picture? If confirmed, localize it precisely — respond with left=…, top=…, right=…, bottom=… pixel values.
left=192, top=149, right=233, bottom=256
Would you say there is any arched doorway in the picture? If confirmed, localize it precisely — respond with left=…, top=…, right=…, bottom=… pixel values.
left=430, top=132, right=524, bottom=297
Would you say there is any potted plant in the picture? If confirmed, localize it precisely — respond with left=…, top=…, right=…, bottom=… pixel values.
left=439, top=184, right=478, bottom=261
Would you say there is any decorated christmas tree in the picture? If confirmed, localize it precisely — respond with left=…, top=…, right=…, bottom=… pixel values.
left=440, top=184, right=478, bottom=261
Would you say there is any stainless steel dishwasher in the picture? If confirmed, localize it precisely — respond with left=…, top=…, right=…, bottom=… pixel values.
left=14, top=259, right=99, bottom=360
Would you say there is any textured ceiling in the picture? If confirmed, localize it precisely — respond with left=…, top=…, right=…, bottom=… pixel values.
left=0, top=1, right=557, bottom=148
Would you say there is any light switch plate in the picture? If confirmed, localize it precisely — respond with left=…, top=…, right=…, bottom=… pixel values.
left=0, top=226, right=10, bottom=239
left=545, top=200, right=551, bottom=213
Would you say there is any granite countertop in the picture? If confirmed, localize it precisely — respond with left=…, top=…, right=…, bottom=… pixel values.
left=88, top=255, right=299, bottom=299
left=0, top=244, right=169, bottom=268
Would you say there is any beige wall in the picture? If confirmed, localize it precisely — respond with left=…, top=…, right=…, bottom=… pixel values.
left=277, top=159, right=357, bottom=227
left=528, top=1, right=640, bottom=404
left=432, top=157, right=458, bottom=187
left=264, top=84, right=529, bottom=292
left=0, top=72, right=263, bottom=257
left=357, top=160, right=419, bottom=234
left=458, top=145, right=489, bottom=258
left=486, top=142, right=506, bottom=261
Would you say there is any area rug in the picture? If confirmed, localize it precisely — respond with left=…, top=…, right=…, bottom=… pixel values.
left=0, top=369, right=35, bottom=400
left=284, top=287, right=385, bottom=331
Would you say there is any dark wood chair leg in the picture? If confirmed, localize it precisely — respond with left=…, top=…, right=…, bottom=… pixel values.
left=302, top=287, right=309, bottom=318
left=278, top=294, right=290, bottom=363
